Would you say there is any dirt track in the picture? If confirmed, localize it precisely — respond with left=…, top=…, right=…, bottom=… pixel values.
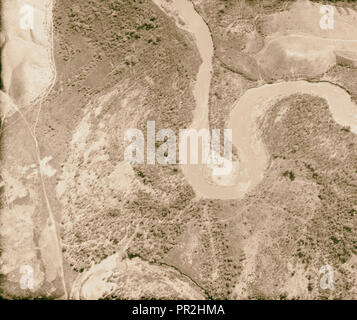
left=1, top=0, right=67, bottom=298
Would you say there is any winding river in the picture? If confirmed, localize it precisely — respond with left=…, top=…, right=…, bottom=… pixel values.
left=70, top=0, right=357, bottom=299
left=154, top=0, right=357, bottom=200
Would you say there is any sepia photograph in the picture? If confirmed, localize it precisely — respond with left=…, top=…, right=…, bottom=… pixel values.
left=0, top=0, right=356, bottom=308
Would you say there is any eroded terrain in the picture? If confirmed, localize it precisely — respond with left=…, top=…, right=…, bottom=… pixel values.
left=0, top=0, right=356, bottom=300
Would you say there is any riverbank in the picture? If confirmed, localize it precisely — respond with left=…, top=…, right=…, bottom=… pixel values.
left=154, top=0, right=357, bottom=201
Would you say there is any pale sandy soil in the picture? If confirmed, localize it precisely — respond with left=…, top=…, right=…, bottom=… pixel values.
left=57, top=0, right=357, bottom=300
left=1, top=0, right=356, bottom=300
left=71, top=253, right=206, bottom=300
left=70, top=233, right=206, bottom=300
left=257, top=0, right=357, bottom=79
left=1, top=0, right=55, bottom=108
left=1, top=0, right=67, bottom=298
